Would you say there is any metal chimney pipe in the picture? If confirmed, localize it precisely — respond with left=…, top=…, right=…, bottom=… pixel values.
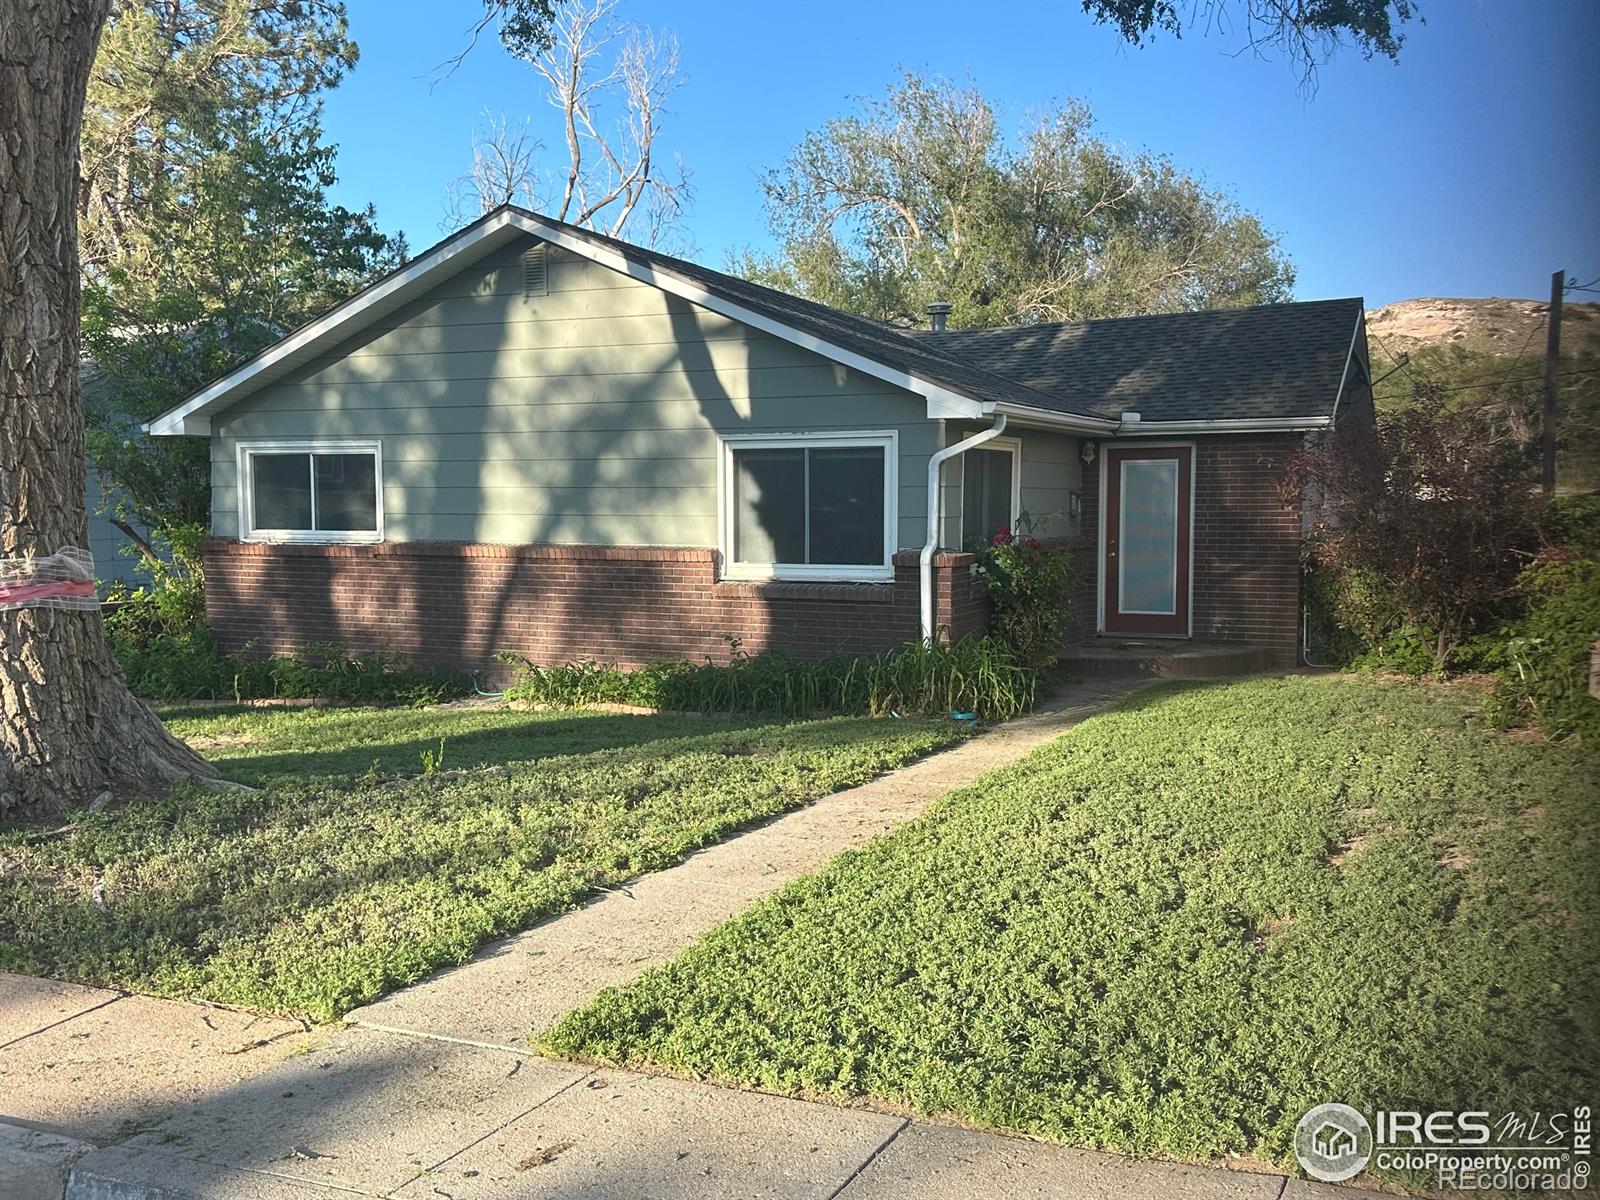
left=926, top=301, right=952, bottom=332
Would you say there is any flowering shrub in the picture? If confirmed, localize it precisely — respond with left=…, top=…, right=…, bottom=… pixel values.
left=972, top=521, right=1075, bottom=668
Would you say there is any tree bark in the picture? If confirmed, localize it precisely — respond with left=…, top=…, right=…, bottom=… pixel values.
left=1, top=0, right=215, bottom=815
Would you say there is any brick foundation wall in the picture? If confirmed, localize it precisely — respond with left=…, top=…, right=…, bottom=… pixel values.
left=1078, top=434, right=1303, bottom=666
left=202, top=540, right=990, bottom=677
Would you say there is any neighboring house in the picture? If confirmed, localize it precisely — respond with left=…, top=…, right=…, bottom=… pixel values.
left=144, top=206, right=1373, bottom=672
left=81, top=361, right=154, bottom=589
left=84, top=465, right=151, bottom=589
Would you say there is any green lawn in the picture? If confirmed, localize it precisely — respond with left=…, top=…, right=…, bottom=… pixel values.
left=156, top=703, right=770, bottom=784
left=541, top=676, right=1600, bottom=1178
left=0, top=704, right=962, bottom=1021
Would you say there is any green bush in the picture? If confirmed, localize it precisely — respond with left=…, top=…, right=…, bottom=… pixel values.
left=1304, top=561, right=1408, bottom=669
left=104, top=577, right=234, bottom=699
left=1307, top=495, right=1600, bottom=695
left=1485, top=556, right=1600, bottom=742
left=971, top=521, right=1075, bottom=668
left=1543, top=493, right=1600, bottom=556
left=105, top=585, right=470, bottom=706
left=500, top=635, right=1036, bottom=721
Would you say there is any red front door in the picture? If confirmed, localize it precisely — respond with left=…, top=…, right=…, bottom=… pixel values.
left=1103, top=446, right=1192, bottom=636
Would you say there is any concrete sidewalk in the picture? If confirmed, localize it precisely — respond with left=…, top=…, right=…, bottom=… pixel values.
left=52, top=1024, right=1349, bottom=1199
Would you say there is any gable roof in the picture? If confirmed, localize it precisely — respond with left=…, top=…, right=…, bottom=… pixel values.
left=144, top=204, right=1360, bottom=437
left=909, top=299, right=1365, bottom=423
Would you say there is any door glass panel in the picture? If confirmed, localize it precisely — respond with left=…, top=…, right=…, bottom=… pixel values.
left=1118, top=458, right=1178, bottom=614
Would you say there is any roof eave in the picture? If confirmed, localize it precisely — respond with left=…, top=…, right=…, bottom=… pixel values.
left=145, top=209, right=532, bottom=437
left=989, top=402, right=1119, bottom=433
left=1112, top=415, right=1333, bottom=435
left=1327, top=306, right=1366, bottom=427
left=988, top=405, right=1330, bottom=435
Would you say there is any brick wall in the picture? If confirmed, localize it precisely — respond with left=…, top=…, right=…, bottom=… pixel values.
left=1078, top=434, right=1302, bottom=666
left=1191, top=436, right=1303, bottom=666
left=1059, top=535, right=1098, bottom=645
left=202, top=540, right=990, bottom=677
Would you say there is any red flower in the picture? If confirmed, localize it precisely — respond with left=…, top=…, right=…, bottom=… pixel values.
left=991, top=526, right=1013, bottom=545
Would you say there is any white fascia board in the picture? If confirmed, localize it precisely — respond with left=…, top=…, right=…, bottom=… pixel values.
left=1113, top=415, right=1333, bottom=435
left=143, top=212, right=530, bottom=437
left=1328, top=308, right=1365, bottom=427
left=990, top=402, right=1118, bottom=434
left=927, top=392, right=989, bottom=420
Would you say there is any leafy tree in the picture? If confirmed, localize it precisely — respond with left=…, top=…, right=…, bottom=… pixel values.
left=739, top=74, right=1294, bottom=329
left=80, top=1, right=404, bottom=564
left=441, top=0, right=563, bottom=74
left=1082, top=0, right=1418, bottom=89
left=80, top=0, right=359, bottom=275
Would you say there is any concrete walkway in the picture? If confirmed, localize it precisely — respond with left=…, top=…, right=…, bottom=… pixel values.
left=1, top=679, right=1353, bottom=1198
left=346, top=678, right=1141, bottom=1048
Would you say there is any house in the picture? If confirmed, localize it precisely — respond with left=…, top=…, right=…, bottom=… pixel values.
left=82, top=361, right=157, bottom=589
left=143, top=205, right=1373, bottom=674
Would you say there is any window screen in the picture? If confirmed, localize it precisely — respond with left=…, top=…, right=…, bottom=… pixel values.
left=248, top=448, right=378, bottom=536
left=730, top=442, right=887, bottom=568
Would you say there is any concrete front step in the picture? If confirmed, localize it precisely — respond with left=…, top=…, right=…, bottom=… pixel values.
left=1057, top=640, right=1276, bottom=679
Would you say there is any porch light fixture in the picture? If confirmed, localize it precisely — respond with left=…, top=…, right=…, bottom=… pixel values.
left=1080, top=440, right=1097, bottom=465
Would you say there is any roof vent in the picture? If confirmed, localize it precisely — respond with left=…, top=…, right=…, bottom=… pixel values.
left=926, top=300, right=952, bottom=332
left=521, top=244, right=548, bottom=298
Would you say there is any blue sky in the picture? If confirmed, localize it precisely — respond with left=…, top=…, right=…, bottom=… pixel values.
left=324, top=0, right=1599, bottom=308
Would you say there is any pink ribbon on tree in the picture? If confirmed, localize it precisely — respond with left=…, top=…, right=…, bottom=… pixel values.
left=0, top=546, right=100, bottom=611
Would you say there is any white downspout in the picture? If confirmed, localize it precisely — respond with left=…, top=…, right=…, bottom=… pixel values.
left=920, top=414, right=1007, bottom=642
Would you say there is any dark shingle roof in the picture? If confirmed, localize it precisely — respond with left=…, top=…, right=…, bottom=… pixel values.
left=906, top=299, right=1364, bottom=422
left=158, top=204, right=1361, bottom=433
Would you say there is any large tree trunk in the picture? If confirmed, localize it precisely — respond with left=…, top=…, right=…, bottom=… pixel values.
left=1, top=0, right=215, bottom=815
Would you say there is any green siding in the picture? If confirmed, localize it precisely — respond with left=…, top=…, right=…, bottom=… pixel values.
left=211, top=238, right=938, bottom=549
left=1019, top=428, right=1084, bottom=539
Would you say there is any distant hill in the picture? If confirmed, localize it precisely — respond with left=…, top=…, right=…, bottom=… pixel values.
left=1366, top=296, right=1600, bottom=361
left=1363, top=296, right=1599, bottom=493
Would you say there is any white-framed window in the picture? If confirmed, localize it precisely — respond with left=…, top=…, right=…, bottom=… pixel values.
left=717, top=431, right=898, bottom=582
left=959, top=436, right=1021, bottom=549
left=237, top=439, right=383, bottom=544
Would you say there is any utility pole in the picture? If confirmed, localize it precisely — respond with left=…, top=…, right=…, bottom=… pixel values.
left=1542, top=269, right=1564, bottom=497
